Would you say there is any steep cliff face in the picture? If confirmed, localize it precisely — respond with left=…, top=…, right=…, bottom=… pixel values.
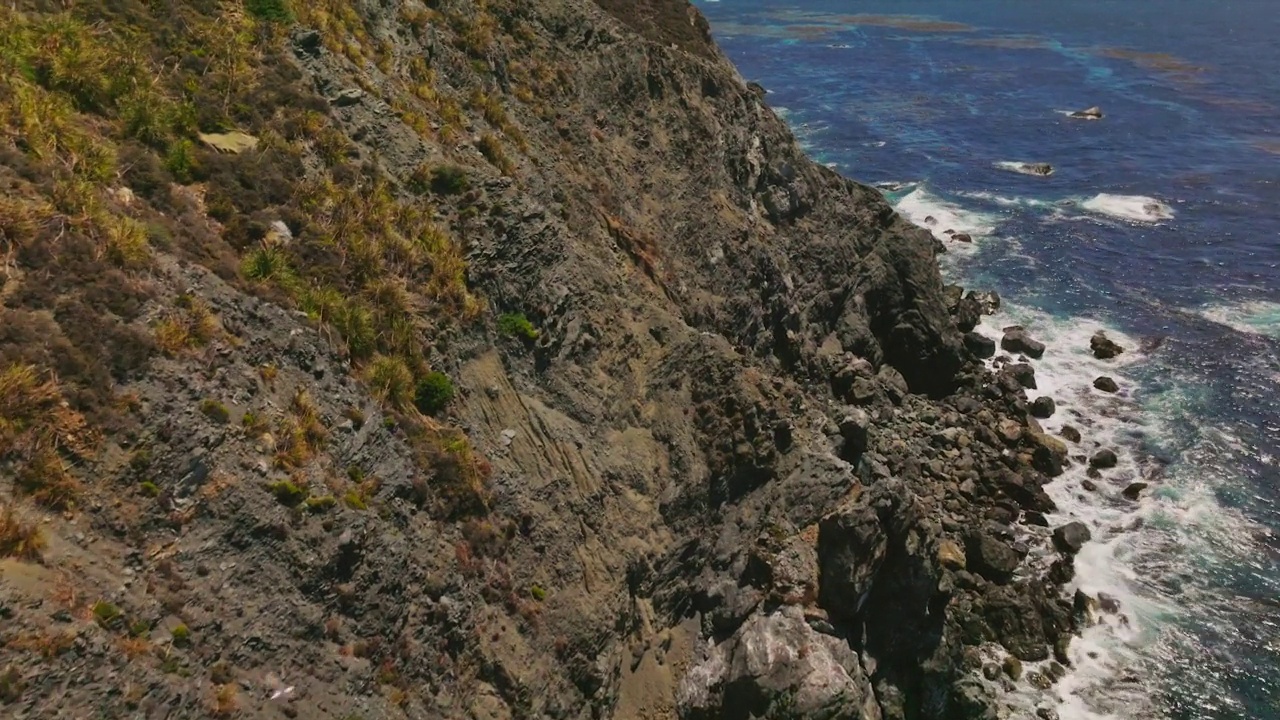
left=0, top=1, right=1071, bottom=719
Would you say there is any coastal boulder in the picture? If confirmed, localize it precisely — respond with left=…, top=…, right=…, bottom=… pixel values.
left=1006, top=363, right=1037, bottom=390
left=964, top=332, right=996, bottom=359
left=1093, top=376, right=1119, bottom=393
left=968, top=290, right=1001, bottom=315
left=1052, top=522, right=1092, bottom=554
left=676, top=606, right=882, bottom=720
left=1001, top=327, right=1046, bottom=359
left=954, top=295, right=983, bottom=333
left=1089, top=449, right=1119, bottom=469
left=966, top=530, right=1023, bottom=583
left=1030, top=396, right=1056, bottom=418
left=1090, top=331, right=1125, bottom=359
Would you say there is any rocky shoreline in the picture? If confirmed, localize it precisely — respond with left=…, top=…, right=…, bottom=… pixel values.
left=0, top=1, right=1147, bottom=718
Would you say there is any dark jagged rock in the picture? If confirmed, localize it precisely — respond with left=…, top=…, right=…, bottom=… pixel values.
left=1094, top=376, right=1120, bottom=393
left=952, top=232, right=974, bottom=243
left=1001, top=327, right=1046, bottom=359
left=1060, top=425, right=1082, bottom=443
left=954, top=295, right=983, bottom=332
left=966, top=530, right=1023, bottom=583
left=1052, top=522, right=1092, bottom=554
left=968, top=290, right=1001, bottom=315
left=1006, top=363, right=1037, bottom=390
left=964, top=331, right=997, bottom=358
left=1090, top=331, right=1125, bottom=359
left=1030, top=396, right=1056, bottom=418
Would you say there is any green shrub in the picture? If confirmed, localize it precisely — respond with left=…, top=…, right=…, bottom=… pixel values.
left=497, top=313, right=538, bottom=341
left=164, top=139, right=197, bottom=183
left=92, top=601, right=122, bottom=628
left=199, top=399, right=231, bottom=424
left=342, top=488, right=368, bottom=510
left=171, top=624, right=191, bottom=646
left=139, top=481, right=161, bottom=497
left=242, top=245, right=293, bottom=283
left=414, top=372, right=455, bottom=415
left=246, top=0, right=293, bottom=23
left=530, top=585, right=547, bottom=602
left=304, top=495, right=337, bottom=513
left=267, top=480, right=308, bottom=506
left=130, top=620, right=151, bottom=638
left=430, top=165, right=469, bottom=195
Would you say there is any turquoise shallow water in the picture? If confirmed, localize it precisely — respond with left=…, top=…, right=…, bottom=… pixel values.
left=696, top=1, right=1280, bottom=717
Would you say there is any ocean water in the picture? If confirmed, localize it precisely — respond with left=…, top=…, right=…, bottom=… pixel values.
left=695, top=1, right=1280, bottom=718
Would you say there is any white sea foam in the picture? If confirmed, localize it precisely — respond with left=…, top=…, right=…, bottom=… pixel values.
left=893, top=185, right=1002, bottom=242
left=994, top=160, right=1055, bottom=177
left=973, top=306, right=1164, bottom=719
left=1195, top=300, right=1280, bottom=338
left=1080, top=194, right=1175, bottom=223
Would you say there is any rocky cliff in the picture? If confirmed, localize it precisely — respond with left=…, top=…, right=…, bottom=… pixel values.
left=0, top=1, right=1081, bottom=718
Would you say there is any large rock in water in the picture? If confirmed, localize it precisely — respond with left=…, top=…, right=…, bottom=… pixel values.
left=677, top=606, right=882, bottom=720
left=1001, top=327, right=1046, bottom=359
left=1090, top=331, right=1125, bottom=359
left=1052, top=522, right=1091, bottom=554
left=1093, top=376, right=1119, bottom=393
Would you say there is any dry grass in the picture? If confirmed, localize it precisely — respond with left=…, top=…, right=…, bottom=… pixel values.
left=0, top=505, right=46, bottom=561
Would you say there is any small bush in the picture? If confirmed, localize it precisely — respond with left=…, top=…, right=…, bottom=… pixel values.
left=304, top=495, right=336, bottom=513
left=530, top=585, right=547, bottom=602
left=342, top=488, right=368, bottom=510
left=139, top=481, right=161, bottom=497
left=199, top=399, right=231, bottom=424
left=130, top=620, right=151, bottom=638
left=0, top=506, right=46, bottom=561
left=92, top=601, right=122, bottom=628
left=268, top=479, right=308, bottom=506
left=414, top=372, right=455, bottom=415
left=164, top=138, right=198, bottom=183
left=497, top=313, right=538, bottom=341
left=242, top=411, right=268, bottom=435
left=242, top=245, right=293, bottom=283
left=245, top=0, right=293, bottom=23
left=171, top=624, right=191, bottom=646
left=16, top=448, right=80, bottom=510
left=429, top=165, right=469, bottom=195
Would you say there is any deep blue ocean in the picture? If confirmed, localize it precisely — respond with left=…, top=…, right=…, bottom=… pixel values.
left=694, top=1, right=1280, bottom=718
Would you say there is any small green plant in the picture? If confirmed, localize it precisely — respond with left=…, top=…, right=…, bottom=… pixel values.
left=139, top=481, right=161, bottom=497
left=128, top=447, right=153, bottom=473
left=241, top=411, right=268, bottom=435
left=242, top=245, right=293, bottom=283
left=130, top=620, right=151, bottom=638
left=171, top=624, right=191, bottom=646
left=92, top=601, right=122, bottom=628
left=164, top=138, right=197, bottom=183
left=530, top=585, right=547, bottom=602
left=246, top=0, right=293, bottom=23
left=304, top=495, right=337, bottom=513
left=497, top=313, right=538, bottom=341
left=200, top=399, right=231, bottom=424
left=429, top=165, right=469, bottom=195
left=414, top=372, right=455, bottom=415
left=267, top=480, right=309, bottom=506
left=342, top=488, right=368, bottom=510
